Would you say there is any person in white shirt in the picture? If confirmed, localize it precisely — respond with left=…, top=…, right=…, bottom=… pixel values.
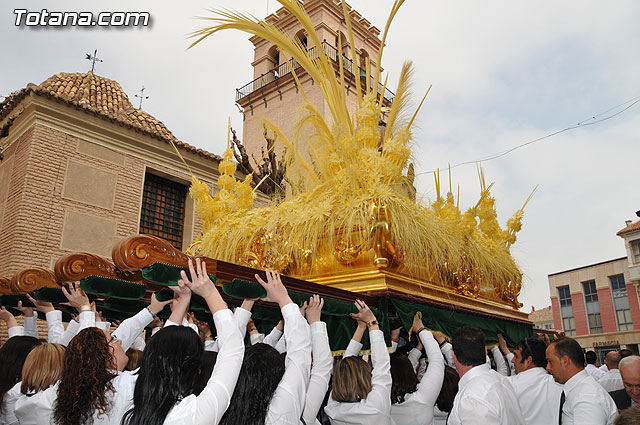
left=585, top=351, right=607, bottom=381
left=219, top=269, right=312, bottom=425
left=599, top=351, right=624, bottom=392
left=545, top=337, right=618, bottom=425
left=13, top=343, right=66, bottom=425
left=389, top=317, right=445, bottom=425
left=302, top=295, right=332, bottom=425
left=447, top=326, right=525, bottom=425
left=324, top=299, right=393, bottom=425
left=48, top=281, right=171, bottom=425
left=122, top=257, right=244, bottom=425
left=500, top=336, right=563, bottom=425
left=0, top=332, right=41, bottom=425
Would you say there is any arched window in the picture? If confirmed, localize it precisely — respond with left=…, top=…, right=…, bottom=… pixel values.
left=268, top=45, right=280, bottom=68
left=294, top=29, right=308, bottom=49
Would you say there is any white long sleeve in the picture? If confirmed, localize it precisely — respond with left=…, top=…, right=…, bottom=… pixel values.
left=23, top=315, right=38, bottom=338
left=202, top=307, right=253, bottom=353
left=302, top=321, right=332, bottom=425
left=250, top=333, right=265, bottom=345
left=45, top=310, right=64, bottom=344
left=441, top=342, right=455, bottom=369
left=266, top=303, right=312, bottom=425
left=275, top=334, right=287, bottom=354
left=59, top=320, right=79, bottom=346
left=263, top=326, right=283, bottom=348
left=506, top=352, right=516, bottom=376
left=77, top=310, right=96, bottom=331
left=491, top=346, right=509, bottom=376
left=112, top=307, right=154, bottom=351
left=344, top=338, right=363, bottom=358
left=164, top=308, right=245, bottom=425
left=7, top=325, right=24, bottom=338
left=408, top=348, right=421, bottom=372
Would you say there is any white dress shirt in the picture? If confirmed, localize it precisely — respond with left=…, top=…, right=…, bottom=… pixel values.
left=491, top=346, right=509, bottom=376
left=391, top=330, right=445, bottom=425
left=15, top=369, right=138, bottom=425
left=23, top=315, right=38, bottom=338
left=14, top=386, right=56, bottom=425
left=585, top=364, right=606, bottom=381
left=505, top=352, right=516, bottom=376
left=598, top=369, right=624, bottom=392
left=441, top=342, right=455, bottom=368
left=265, top=303, right=312, bottom=425
left=163, top=308, right=244, bottom=425
left=0, top=382, right=21, bottom=425
left=506, top=367, right=562, bottom=425
left=264, top=326, right=283, bottom=348
left=324, top=329, right=394, bottom=425
left=561, top=370, right=618, bottom=425
left=302, top=321, right=333, bottom=425
left=448, top=363, right=525, bottom=425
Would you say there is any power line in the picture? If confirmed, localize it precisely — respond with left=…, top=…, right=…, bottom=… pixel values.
left=415, top=95, right=640, bottom=177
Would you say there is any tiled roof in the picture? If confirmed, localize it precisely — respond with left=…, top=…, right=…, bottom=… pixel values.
left=617, top=219, right=640, bottom=236
left=0, top=72, right=221, bottom=162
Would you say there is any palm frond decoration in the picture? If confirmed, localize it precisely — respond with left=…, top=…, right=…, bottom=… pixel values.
left=186, top=0, right=534, bottom=308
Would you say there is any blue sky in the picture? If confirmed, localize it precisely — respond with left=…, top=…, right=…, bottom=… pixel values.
left=2, top=1, right=639, bottom=313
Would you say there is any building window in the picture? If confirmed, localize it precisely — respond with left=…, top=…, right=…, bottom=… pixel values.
left=139, top=173, right=187, bottom=249
left=633, top=240, right=640, bottom=265
left=558, top=285, right=576, bottom=336
left=582, top=280, right=603, bottom=334
left=610, top=274, right=634, bottom=331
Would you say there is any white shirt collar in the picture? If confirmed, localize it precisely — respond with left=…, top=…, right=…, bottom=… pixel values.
left=459, top=363, right=491, bottom=390
left=563, top=369, right=588, bottom=393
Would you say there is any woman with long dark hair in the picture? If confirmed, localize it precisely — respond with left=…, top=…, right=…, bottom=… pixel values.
left=389, top=317, right=445, bottom=425
left=121, top=257, right=244, bottom=425
left=0, top=332, right=41, bottom=425
left=219, top=270, right=312, bottom=425
left=324, top=300, right=393, bottom=425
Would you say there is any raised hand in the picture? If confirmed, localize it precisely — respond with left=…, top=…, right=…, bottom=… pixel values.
left=255, top=270, right=292, bottom=308
left=149, top=292, right=173, bottom=316
left=412, top=316, right=425, bottom=333
left=25, top=294, right=55, bottom=314
left=180, top=258, right=226, bottom=313
left=16, top=300, right=35, bottom=317
left=0, top=307, right=19, bottom=329
left=61, top=281, right=91, bottom=312
left=497, top=333, right=510, bottom=354
left=299, top=300, right=309, bottom=317
left=305, top=294, right=324, bottom=324
left=351, top=299, right=376, bottom=324
left=180, top=258, right=216, bottom=299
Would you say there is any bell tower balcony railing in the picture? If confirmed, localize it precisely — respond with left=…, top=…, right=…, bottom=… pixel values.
left=235, top=41, right=395, bottom=104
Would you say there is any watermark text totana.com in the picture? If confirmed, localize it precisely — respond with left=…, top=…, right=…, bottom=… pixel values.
left=14, top=9, right=150, bottom=27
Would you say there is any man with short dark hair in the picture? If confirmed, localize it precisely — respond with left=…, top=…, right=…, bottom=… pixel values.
left=609, top=355, right=640, bottom=411
left=447, top=326, right=525, bottom=425
left=600, top=351, right=625, bottom=392
left=546, top=337, right=617, bottom=424
left=503, top=337, right=563, bottom=425
left=586, top=350, right=607, bottom=380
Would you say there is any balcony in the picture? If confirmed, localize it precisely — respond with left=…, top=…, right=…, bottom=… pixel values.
left=235, top=41, right=395, bottom=105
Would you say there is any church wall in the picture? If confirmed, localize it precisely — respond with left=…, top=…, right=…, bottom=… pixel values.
left=0, top=128, right=34, bottom=277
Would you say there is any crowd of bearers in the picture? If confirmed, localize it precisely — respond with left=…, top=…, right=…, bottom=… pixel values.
left=0, top=259, right=636, bottom=424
